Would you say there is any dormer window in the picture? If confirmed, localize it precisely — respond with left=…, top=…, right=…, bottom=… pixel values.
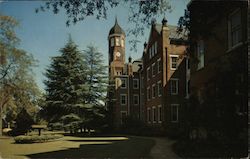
left=170, top=55, right=179, bottom=70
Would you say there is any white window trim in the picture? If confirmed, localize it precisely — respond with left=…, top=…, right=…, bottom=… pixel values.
left=170, top=78, right=179, bottom=95
left=152, top=84, right=156, bottom=99
left=152, top=63, right=156, bottom=77
left=121, top=78, right=127, bottom=89
left=133, top=79, right=139, bottom=89
left=133, top=94, right=139, bottom=105
left=158, top=105, right=162, bottom=123
left=120, top=94, right=127, bottom=105
left=170, top=55, right=179, bottom=70
left=171, top=104, right=179, bottom=123
left=157, top=80, right=162, bottom=97
left=152, top=106, right=156, bottom=123
left=157, top=58, right=161, bottom=73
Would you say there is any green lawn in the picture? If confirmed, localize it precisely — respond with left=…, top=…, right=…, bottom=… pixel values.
left=0, top=134, right=155, bottom=159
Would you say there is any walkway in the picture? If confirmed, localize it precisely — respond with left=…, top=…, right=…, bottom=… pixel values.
left=150, top=137, right=181, bottom=159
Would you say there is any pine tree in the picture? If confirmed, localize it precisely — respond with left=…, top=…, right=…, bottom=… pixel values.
left=83, top=45, right=108, bottom=130
left=43, top=37, right=88, bottom=132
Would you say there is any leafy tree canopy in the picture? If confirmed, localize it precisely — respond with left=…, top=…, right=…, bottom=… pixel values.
left=0, top=14, right=41, bottom=135
left=36, top=0, right=173, bottom=51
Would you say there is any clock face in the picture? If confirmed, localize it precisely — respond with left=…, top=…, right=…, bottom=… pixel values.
left=116, top=52, right=121, bottom=57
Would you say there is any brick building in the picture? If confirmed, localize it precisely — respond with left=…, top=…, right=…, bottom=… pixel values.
left=108, top=18, right=188, bottom=135
left=107, top=18, right=142, bottom=128
left=188, top=0, right=248, bottom=143
left=142, top=18, right=188, bottom=134
left=107, top=18, right=189, bottom=134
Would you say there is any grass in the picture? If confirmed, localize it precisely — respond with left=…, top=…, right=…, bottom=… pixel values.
left=0, top=133, right=155, bottom=159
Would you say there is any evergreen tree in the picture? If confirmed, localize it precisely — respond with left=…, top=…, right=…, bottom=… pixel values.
left=43, top=37, right=88, bottom=131
left=83, top=45, right=108, bottom=130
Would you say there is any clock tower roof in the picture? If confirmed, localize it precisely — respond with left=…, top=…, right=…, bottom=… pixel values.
left=109, top=17, right=125, bottom=36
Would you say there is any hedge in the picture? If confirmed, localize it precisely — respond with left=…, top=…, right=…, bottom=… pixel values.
left=14, top=134, right=63, bottom=143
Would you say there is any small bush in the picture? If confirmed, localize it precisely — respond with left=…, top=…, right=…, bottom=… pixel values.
left=14, top=134, right=63, bottom=143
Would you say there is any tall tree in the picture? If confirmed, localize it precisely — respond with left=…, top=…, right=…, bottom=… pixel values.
left=43, top=37, right=89, bottom=132
left=0, top=14, right=40, bottom=136
left=83, top=45, right=108, bottom=130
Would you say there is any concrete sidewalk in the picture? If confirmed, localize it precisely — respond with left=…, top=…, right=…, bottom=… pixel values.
left=150, top=137, right=181, bottom=159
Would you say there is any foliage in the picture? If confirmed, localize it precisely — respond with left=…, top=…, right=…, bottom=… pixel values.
left=14, top=134, right=63, bottom=143
left=43, top=38, right=107, bottom=133
left=82, top=45, right=107, bottom=130
left=119, top=116, right=164, bottom=136
left=36, top=0, right=173, bottom=51
left=0, top=14, right=40, bottom=136
left=12, top=108, right=34, bottom=135
left=43, top=37, right=88, bottom=124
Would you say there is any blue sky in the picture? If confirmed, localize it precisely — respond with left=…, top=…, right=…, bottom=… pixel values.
left=0, top=0, right=189, bottom=91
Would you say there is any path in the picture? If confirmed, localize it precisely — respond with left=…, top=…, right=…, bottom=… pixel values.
left=150, top=137, right=181, bottom=159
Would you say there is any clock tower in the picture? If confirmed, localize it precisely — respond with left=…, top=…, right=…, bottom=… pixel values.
left=108, top=18, right=125, bottom=77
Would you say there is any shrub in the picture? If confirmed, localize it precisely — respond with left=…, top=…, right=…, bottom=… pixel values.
left=14, top=134, right=63, bottom=143
left=13, top=108, right=34, bottom=135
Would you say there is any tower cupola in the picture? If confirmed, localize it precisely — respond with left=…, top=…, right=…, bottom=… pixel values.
left=109, top=18, right=125, bottom=36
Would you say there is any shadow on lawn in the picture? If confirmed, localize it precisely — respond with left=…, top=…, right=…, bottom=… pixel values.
left=26, top=136, right=155, bottom=158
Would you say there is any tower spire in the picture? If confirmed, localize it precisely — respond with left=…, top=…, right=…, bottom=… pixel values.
left=115, top=16, right=118, bottom=24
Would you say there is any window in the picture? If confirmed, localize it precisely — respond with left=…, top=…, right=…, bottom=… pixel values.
left=133, top=79, right=139, bottom=89
left=133, top=95, right=139, bottom=105
left=170, top=79, right=178, bottom=95
left=153, top=107, right=156, bottom=123
left=121, top=78, right=127, bottom=88
left=149, top=47, right=152, bottom=59
left=152, top=84, right=156, bottom=98
left=147, top=67, right=150, bottom=80
left=121, top=38, right=124, bottom=47
left=121, top=111, right=127, bottom=124
left=115, top=37, right=120, bottom=46
left=171, top=104, right=179, bottom=122
left=158, top=105, right=162, bottom=123
left=120, top=94, right=127, bottom=105
left=147, top=87, right=151, bottom=101
left=170, top=55, right=178, bottom=70
left=157, top=58, right=161, bottom=73
left=111, top=38, right=114, bottom=47
left=157, top=81, right=162, bottom=97
left=228, top=9, right=241, bottom=48
left=197, top=40, right=204, bottom=70
left=154, top=42, right=157, bottom=54
left=152, top=63, right=156, bottom=77
left=147, top=108, right=151, bottom=123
